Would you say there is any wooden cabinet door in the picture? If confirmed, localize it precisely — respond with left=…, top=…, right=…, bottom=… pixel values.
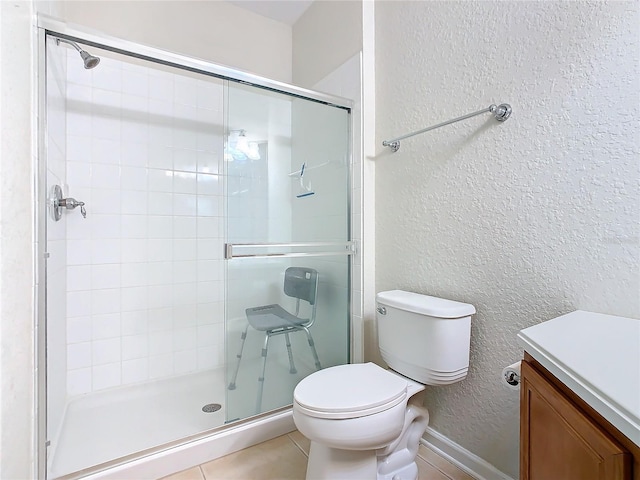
left=520, top=360, right=631, bottom=480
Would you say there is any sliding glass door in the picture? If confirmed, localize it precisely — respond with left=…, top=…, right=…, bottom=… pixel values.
left=41, top=25, right=352, bottom=478
left=224, top=83, right=351, bottom=421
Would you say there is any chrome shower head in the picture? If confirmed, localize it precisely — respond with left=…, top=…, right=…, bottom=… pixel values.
left=79, top=50, right=101, bottom=69
left=56, top=38, right=101, bottom=69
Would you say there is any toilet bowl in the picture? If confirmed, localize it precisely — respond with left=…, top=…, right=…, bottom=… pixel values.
left=292, top=290, right=475, bottom=480
left=293, top=362, right=429, bottom=480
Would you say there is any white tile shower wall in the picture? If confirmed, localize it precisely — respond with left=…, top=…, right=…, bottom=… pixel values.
left=64, top=50, right=225, bottom=395
left=226, top=85, right=291, bottom=244
left=46, top=38, right=69, bottom=447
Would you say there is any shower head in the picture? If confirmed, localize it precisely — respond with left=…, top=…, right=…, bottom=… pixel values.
left=80, top=50, right=101, bottom=69
left=56, top=38, right=101, bottom=69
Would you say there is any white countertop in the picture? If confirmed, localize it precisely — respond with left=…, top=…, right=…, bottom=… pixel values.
left=517, top=310, right=640, bottom=446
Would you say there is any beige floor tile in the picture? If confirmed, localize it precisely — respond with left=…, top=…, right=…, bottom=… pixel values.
left=200, top=434, right=307, bottom=480
left=168, top=432, right=476, bottom=480
left=160, top=466, right=205, bottom=480
left=417, top=444, right=476, bottom=480
left=287, top=430, right=311, bottom=456
left=416, top=456, right=451, bottom=480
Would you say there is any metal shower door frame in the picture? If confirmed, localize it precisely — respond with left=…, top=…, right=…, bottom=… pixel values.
left=35, top=14, right=354, bottom=479
left=37, top=15, right=353, bottom=110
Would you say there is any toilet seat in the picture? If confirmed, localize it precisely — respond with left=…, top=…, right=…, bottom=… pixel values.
left=294, top=363, right=408, bottom=420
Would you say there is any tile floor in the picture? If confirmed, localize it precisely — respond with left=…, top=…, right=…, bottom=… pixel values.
left=161, top=431, right=475, bottom=480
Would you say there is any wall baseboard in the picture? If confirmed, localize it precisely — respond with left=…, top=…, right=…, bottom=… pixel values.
left=421, top=426, right=515, bottom=480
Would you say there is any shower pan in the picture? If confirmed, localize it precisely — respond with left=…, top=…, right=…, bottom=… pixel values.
left=37, top=16, right=353, bottom=479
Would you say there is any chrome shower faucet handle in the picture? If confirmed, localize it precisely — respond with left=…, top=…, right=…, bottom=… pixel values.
left=58, top=198, right=87, bottom=218
left=51, top=185, right=87, bottom=220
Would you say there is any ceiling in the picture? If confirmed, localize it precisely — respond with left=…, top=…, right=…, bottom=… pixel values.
left=227, top=0, right=314, bottom=25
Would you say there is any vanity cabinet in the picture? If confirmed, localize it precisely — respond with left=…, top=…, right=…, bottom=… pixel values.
left=520, top=355, right=639, bottom=480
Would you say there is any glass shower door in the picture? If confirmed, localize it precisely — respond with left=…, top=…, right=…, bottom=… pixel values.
left=224, top=83, right=351, bottom=421
left=43, top=36, right=230, bottom=477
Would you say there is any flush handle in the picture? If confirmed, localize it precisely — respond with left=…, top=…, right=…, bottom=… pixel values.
left=376, top=306, right=387, bottom=315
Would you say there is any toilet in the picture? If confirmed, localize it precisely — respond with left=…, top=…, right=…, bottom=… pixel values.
left=293, top=290, right=475, bottom=480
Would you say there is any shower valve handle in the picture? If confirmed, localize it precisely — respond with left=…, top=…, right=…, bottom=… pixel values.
left=51, top=185, right=87, bottom=221
left=58, top=197, right=87, bottom=218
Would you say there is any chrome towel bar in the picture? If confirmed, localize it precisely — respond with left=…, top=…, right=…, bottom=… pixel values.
left=382, top=103, right=512, bottom=152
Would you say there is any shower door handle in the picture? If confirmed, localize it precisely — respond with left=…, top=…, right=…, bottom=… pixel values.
left=224, top=242, right=356, bottom=259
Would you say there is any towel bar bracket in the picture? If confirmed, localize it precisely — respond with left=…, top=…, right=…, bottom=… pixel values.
left=492, top=103, right=512, bottom=122
left=386, top=140, right=400, bottom=153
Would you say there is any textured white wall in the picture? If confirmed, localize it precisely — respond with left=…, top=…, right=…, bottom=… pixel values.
left=375, top=1, right=639, bottom=477
left=0, top=2, right=37, bottom=477
left=61, top=0, right=293, bottom=83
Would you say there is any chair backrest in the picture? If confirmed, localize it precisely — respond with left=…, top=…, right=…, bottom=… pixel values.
left=283, top=267, right=318, bottom=305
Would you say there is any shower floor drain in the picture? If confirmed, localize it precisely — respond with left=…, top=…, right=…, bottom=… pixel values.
left=202, top=403, right=222, bottom=413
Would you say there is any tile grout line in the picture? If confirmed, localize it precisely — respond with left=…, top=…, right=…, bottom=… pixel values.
left=170, top=437, right=466, bottom=480
left=286, top=433, right=309, bottom=459
left=197, top=465, right=206, bottom=480
left=286, top=435, right=460, bottom=480
left=417, top=452, right=458, bottom=480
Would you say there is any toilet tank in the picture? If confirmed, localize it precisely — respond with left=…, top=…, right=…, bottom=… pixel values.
left=376, top=290, right=475, bottom=386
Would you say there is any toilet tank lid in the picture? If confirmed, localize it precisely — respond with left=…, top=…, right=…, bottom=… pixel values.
left=376, top=290, right=476, bottom=318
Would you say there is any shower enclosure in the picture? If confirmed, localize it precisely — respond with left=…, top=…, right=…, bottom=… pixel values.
left=38, top=19, right=352, bottom=478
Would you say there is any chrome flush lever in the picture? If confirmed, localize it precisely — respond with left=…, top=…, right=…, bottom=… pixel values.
left=51, top=185, right=87, bottom=221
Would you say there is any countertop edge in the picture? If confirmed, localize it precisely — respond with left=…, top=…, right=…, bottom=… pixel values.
left=517, top=332, right=640, bottom=447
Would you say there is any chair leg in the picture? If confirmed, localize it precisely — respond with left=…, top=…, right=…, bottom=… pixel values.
left=256, top=333, right=271, bottom=414
left=228, top=324, right=249, bottom=390
left=284, top=332, right=297, bottom=374
left=302, top=327, right=322, bottom=370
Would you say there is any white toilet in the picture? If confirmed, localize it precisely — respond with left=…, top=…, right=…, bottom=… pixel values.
left=293, top=290, right=476, bottom=480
